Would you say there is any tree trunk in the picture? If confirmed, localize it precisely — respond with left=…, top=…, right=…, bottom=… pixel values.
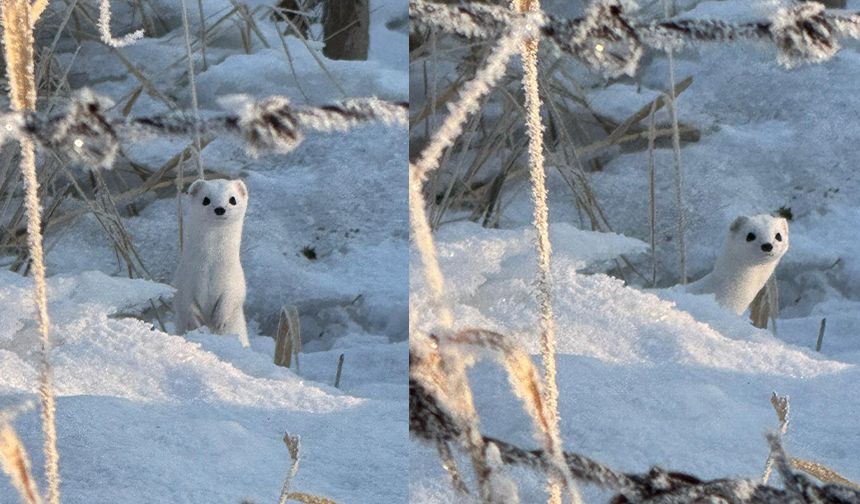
left=323, top=0, right=369, bottom=60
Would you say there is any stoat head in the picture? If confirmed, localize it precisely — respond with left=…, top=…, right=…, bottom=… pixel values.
left=725, top=214, right=789, bottom=265
left=186, top=178, right=248, bottom=226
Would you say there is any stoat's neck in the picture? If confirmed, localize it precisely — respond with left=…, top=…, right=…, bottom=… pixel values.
left=711, top=249, right=777, bottom=313
left=182, top=220, right=244, bottom=264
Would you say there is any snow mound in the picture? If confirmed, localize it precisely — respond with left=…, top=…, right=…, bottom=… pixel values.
left=413, top=223, right=845, bottom=377
left=411, top=224, right=859, bottom=501
left=1, top=270, right=406, bottom=502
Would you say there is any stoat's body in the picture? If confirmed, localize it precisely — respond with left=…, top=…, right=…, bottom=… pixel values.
left=173, top=178, right=250, bottom=347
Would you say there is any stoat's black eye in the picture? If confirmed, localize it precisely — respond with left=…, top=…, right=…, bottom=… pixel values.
left=746, top=232, right=756, bottom=242
left=202, top=197, right=210, bottom=206
left=229, top=196, right=237, bottom=206
left=775, top=233, right=782, bottom=242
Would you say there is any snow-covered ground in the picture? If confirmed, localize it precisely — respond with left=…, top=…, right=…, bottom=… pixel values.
left=410, top=0, right=860, bottom=501
left=1, top=1, right=408, bottom=502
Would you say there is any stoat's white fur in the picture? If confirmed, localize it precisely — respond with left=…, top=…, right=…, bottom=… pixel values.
left=173, top=178, right=250, bottom=347
left=687, top=214, right=789, bottom=315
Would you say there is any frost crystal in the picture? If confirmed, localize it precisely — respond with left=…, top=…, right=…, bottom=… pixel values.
left=570, top=0, right=643, bottom=78
left=45, top=90, right=119, bottom=170
left=0, top=91, right=407, bottom=165
left=771, top=2, right=838, bottom=68
left=235, top=96, right=304, bottom=157
left=295, top=97, right=408, bottom=132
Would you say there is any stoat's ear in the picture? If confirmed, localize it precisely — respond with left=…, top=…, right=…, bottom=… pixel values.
left=233, top=179, right=248, bottom=200
left=777, top=216, right=789, bottom=237
left=729, top=216, right=749, bottom=233
left=188, top=179, right=206, bottom=197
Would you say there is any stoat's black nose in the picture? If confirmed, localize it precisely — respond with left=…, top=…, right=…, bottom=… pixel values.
left=214, top=207, right=225, bottom=216
left=761, top=243, right=773, bottom=252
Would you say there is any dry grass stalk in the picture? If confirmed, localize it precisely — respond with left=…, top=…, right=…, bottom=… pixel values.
left=98, top=0, right=144, bottom=47
left=790, top=458, right=860, bottom=489
left=438, top=346, right=495, bottom=501
left=0, top=424, right=43, bottom=504
left=448, top=329, right=580, bottom=503
left=281, top=492, right=336, bottom=504
left=178, top=0, right=204, bottom=180
left=276, top=433, right=338, bottom=504
left=409, top=165, right=453, bottom=328
left=647, top=101, right=658, bottom=286
left=435, top=438, right=469, bottom=495
left=410, top=333, right=498, bottom=500
left=278, top=433, right=301, bottom=504
left=196, top=0, right=207, bottom=70
left=662, top=0, right=688, bottom=285
left=509, top=0, right=569, bottom=501
left=275, top=305, right=302, bottom=369
left=410, top=22, right=538, bottom=181
left=333, top=354, right=344, bottom=388
left=762, top=392, right=790, bottom=483
left=762, top=393, right=859, bottom=489
left=816, top=318, right=826, bottom=352
left=0, top=0, right=60, bottom=502
left=750, top=276, right=779, bottom=331
left=409, top=335, right=469, bottom=493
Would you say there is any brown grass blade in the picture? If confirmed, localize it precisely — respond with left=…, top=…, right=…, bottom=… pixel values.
left=0, top=424, right=43, bottom=504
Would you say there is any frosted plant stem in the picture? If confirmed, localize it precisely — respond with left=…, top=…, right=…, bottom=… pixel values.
left=510, top=1, right=578, bottom=503
left=25, top=137, right=59, bottom=504
left=176, top=150, right=185, bottom=252
left=98, top=0, right=144, bottom=47
left=648, top=101, right=658, bottom=286
left=196, top=0, right=207, bottom=71
left=411, top=24, right=537, bottom=181
left=0, top=423, right=43, bottom=504
left=179, top=0, right=204, bottom=180
left=763, top=393, right=790, bottom=484
left=0, top=1, right=59, bottom=502
left=430, top=27, right=438, bottom=133
left=663, top=0, right=687, bottom=284
left=410, top=23, right=536, bottom=330
left=409, top=165, right=453, bottom=329
left=277, top=434, right=300, bottom=504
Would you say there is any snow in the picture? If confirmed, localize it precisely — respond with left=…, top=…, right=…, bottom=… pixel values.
left=1, top=270, right=407, bottom=502
left=411, top=0, right=860, bottom=501
left=411, top=222, right=859, bottom=502
left=2, top=0, right=407, bottom=502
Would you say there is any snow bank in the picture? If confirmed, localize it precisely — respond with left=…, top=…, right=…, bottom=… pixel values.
left=410, top=219, right=859, bottom=501
left=1, top=270, right=407, bottom=502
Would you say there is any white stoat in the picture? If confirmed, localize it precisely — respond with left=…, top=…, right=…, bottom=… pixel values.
left=173, top=178, right=250, bottom=347
left=687, top=214, right=789, bottom=315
